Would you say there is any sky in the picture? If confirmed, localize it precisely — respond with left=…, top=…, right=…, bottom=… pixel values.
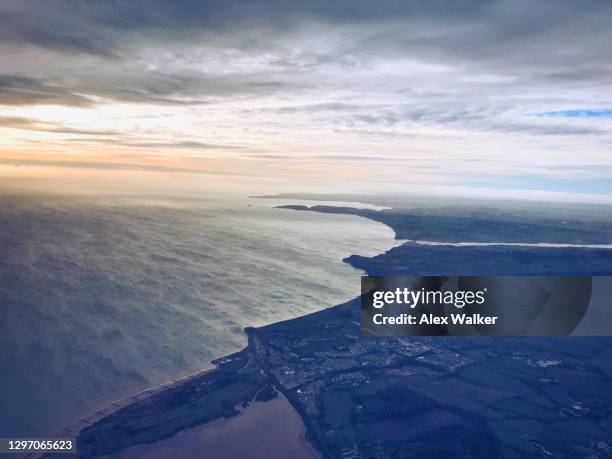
left=0, top=0, right=611, bottom=199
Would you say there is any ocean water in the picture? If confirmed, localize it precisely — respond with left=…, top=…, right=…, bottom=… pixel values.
left=0, top=191, right=397, bottom=437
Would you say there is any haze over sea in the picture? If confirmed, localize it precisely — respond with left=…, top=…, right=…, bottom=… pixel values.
left=0, top=189, right=397, bottom=437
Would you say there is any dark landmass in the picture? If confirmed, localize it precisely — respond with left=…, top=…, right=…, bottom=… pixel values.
left=71, top=350, right=276, bottom=457
left=346, top=242, right=612, bottom=276
left=277, top=204, right=612, bottom=245
left=259, top=192, right=612, bottom=242
left=43, top=200, right=612, bottom=459
left=247, top=303, right=612, bottom=458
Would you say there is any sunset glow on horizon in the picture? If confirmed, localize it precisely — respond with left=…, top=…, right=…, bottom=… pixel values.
left=1, top=1, right=612, bottom=200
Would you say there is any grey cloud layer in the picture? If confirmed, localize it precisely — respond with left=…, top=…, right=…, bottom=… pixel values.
left=0, top=75, right=95, bottom=106
left=2, top=2, right=611, bottom=102
left=0, top=115, right=120, bottom=135
left=2, top=1, right=611, bottom=72
left=1, top=0, right=611, bottom=177
left=0, top=157, right=243, bottom=176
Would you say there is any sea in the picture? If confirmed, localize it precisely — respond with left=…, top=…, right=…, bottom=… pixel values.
left=0, top=190, right=398, bottom=437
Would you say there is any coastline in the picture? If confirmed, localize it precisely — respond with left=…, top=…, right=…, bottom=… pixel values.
left=0, top=192, right=400, bottom=447
left=30, top=202, right=400, bottom=459
left=99, top=391, right=319, bottom=459
left=34, top=200, right=612, bottom=458
left=22, top=367, right=215, bottom=459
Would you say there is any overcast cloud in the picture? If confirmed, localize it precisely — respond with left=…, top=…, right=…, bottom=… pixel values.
left=0, top=0, right=611, bottom=196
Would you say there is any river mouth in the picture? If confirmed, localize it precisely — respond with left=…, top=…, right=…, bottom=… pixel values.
left=101, top=391, right=319, bottom=459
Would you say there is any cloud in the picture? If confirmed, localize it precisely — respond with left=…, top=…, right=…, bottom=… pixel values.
left=314, top=155, right=397, bottom=162
left=118, top=141, right=250, bottom=151
left=0, top=116, right=120, bottom=135
left=2, top=1, right=611, bottom=118
left=0, top=75, right=94, bottom=107
left=2, top=1, right=611, bottom=99
left=113, top=140, right=251, bottom=151
left=242, top=153, right=403, bottom=162
left=335, top=105, right=606, bottom=136
left=1, top=1, right=611, bottom=194
left=0, top=71, right=299, bottom=107
left=0, top=157, right=245, bottom=176
left=60, top=138, right=252, bottom=152
left=262, top=103, right=379, bottom=114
